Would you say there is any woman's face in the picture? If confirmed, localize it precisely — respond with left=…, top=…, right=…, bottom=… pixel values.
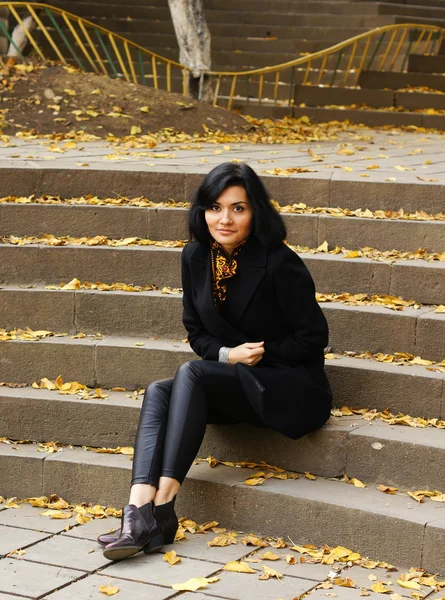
left=205, top=185, right=253, bottom=254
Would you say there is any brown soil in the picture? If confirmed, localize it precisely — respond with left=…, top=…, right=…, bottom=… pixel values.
left=0, top=62, right=249, bottom=137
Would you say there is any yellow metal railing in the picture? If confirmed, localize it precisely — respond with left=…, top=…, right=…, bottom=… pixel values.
left=0, top=6, right=443, bottom=110
left=0, top=2, right=192, bottom=93
left=208, top=24, right=445, bottom=110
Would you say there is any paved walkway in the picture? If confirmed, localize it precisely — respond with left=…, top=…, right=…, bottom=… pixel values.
left=1, top=500, right=444, bottom=600
left=1, top=127, right=445, bottom=189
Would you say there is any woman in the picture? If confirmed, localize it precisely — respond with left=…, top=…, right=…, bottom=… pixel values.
left=98, top=162, right=333, bottom=561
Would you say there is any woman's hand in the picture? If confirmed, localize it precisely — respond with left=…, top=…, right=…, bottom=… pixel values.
left=228, top=341, right=264, bottom=366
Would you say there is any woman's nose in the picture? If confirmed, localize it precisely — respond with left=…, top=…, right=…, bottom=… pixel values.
left=219, top=211, right=232, bottom=223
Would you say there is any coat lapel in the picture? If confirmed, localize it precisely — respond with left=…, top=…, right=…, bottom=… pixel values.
left=189, top=235, right=267, bottom=342
left=224, top=235, right=267, bottom=324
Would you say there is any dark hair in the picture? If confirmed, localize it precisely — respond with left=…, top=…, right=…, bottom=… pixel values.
left=188, top=162, right=286, bottom=248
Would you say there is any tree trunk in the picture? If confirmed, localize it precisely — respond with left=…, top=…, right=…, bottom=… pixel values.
left=7, top=14, right=35, bottom=58
left=167, top=0, right=213, bottom=101
left=4, top=14, right=35, bottom=73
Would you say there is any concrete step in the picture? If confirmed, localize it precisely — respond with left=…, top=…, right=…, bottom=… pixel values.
left=294, top=84, right=445, bottom=111
left=1, top=243, right=445, bottom=304
left=1, top=386, right=445, bottom=492
left=394, top=13, right=445, bottom=28
left=37, top=40, right=396, bottom=76
left=358, top=69, right=445, bottom=91
left=0, top=336, right=443, bottom=418
left=267, top=105, right=445, bottom=131
left=39, top=11, right=369, bottom=40
left=378, top=2, right=445, bottom=20
left=378, top=0, right=445, bottom=7
left=48, top=0, right=381, bottom=17
left=409, top=53, right=445, bottom=73
left=1, top=285, right=443, bottom=359
left=2, top=204, right=445, bottom=253
left=395, top=89, right=445, bottom=109
left=2, top=445, right=444, bottom=575
left=114, top=33, right=404, bottom=55
left=72, top=11, right=390, bottom=29
left=1, top=164, right=445, bottom=214
left=150, top=49, right=391, bottom=72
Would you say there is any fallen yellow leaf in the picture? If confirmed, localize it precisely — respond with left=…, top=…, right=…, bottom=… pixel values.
left=39, top=509, right=72, bottom=519
left=259, top=565, right=283, bottom=580
left=99, top=584, right=119, bottom=595
left=171, top=576, right=219, bottom=591
left=163, top=550, right=181, bottom=565
left=333, top=577, right=356, bottom=588
left=224, top=561, right=257, bottom=573
left=371, top=581, right=391, bottom=593
left=259, top=551, right=281, bottom=560
left=396, top=579, right=421, bottom=590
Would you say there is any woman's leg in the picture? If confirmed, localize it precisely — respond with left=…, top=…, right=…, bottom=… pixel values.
left=158, top=359, right=263, bottom=486
left=100, top=360, right=261, bottom=555
left=129, top=378, right=175, bottom=507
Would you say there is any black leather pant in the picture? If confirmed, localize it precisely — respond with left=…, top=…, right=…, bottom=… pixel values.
left=131, top=360, right=266, bottom=487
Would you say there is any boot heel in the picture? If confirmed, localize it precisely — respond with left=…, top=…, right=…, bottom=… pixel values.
left=143, top=532, right=164, bottom=553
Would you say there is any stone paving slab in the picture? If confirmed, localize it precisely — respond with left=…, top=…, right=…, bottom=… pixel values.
left=63, top=516, right=121, bottom=543
left=177, top=595, right=227, bottom=600
left=195, top=570, right=317, bottom=600
left=0, top=502, right=78, bottom=533
left=427, top=592, right=445, bottom=600
left=101, top=551, right=223, bottom=587
left=22, top=534, right=112, bottom=572
left=305, top=587, right=405, bottom=600
left=0, top=524, right=51, bottom=557
left=47, top=574, right=178, bottom=599
left=337, top=564, right=431, bottom=597
left=159, top=531, right=260, bottom=566
left=0, top=557, right=82, bottom=598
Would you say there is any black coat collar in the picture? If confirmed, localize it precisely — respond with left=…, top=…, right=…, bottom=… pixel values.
left=189, top=235, right=268, bottom=341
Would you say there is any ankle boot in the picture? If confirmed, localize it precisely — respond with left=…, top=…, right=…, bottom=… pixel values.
left=97, top=495, right=178, bottom=547
left=153, top=495, right=178, bottom=545
left=102, top=502, right=163, bottom=561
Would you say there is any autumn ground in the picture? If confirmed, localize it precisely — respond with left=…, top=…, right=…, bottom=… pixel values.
left=0, top=62, right=248, bottom=137
left=1, top=61, right=445, bottom=599
left=1, top=492, right=445, bottom=599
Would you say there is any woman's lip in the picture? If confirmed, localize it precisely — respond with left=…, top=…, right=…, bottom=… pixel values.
left=217, top=229, right=235, bottom=233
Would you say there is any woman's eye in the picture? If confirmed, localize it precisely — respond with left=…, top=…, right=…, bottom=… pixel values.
left=234, top=206, right=244, bottom=212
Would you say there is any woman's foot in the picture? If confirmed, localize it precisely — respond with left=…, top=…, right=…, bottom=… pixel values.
left=102, top=501, right=163, bottom=561
left=97, top=496, right=178, bottom=548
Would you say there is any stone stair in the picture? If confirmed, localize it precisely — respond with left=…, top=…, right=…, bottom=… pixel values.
left=1, top=159, right=445, bottom=574
left=4, top=1, right=445, bottom=125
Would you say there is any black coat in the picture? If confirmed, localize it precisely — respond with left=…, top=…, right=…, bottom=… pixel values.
left=181, top=234, right=333, bottom=440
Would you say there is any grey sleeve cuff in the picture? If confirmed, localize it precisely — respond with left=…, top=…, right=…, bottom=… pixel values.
left=218, top=346, right=232, bottom=363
